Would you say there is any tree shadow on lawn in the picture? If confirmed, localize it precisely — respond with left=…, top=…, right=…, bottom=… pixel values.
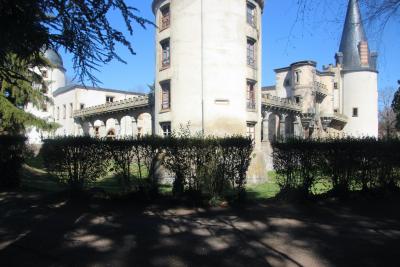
left=0, top=190, right=400, bottom=267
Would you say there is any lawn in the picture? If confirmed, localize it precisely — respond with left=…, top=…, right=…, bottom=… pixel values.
left=22, top=155, right=282, bottom=200
left=3, top=156, right=398, bottom=267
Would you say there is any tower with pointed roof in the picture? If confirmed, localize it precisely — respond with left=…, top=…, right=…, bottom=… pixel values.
left=335, top=0, right=378, bottom=137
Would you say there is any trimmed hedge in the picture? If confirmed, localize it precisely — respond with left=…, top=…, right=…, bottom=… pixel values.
left=42, top=135, right=253, bottom=199
left=272, top=138, right=400, bottom=199
left=42, top=137, right=109, bottom=193
left=0, top=135, right=27, bottom=188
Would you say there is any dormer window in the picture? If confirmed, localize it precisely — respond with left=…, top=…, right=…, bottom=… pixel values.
left=106, top=96, right=115, bottom=103
left=160, top=4, right=170, bottom=31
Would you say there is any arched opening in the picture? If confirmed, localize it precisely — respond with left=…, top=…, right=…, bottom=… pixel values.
left=137, top=112, right=152, bottom=137
left=268, top=113, right=279, bottom=142
left=120, top=115, right=133, bottom=137
left=107, top=128, right=116, bottom=138
left=106, top=118, right=118, bottom=137
left=93, top=120, right=105, bottom=138
left=285, top=115, right=295, bottom=138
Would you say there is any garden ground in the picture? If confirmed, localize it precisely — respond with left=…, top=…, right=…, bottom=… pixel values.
left=1, top=165, right=400, bottom=266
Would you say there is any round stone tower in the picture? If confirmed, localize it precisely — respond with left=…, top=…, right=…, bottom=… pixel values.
left=337, top=0, right=378, bottom=137
left=44, top=48, right=66, bottom=94
left=152, top=0, right=263, bottom=137
left=152, top=0, right=266, bottom=181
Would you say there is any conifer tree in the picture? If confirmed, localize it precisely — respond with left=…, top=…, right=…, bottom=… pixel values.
left=391, top=80, right=400, bottom=129
left=0, top=0, right=151, bottom=133
left=0, top=53, right=59, bottom=134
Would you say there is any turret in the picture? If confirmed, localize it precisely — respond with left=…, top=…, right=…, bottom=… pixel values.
left=43, top=48, right=66, bottom=94
left=338, top=0, right=378, bottom=137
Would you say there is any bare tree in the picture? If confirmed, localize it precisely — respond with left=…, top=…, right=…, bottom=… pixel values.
left=379, top=86, right=397, bottom=138
left=294, top=0, right=400, bottom=35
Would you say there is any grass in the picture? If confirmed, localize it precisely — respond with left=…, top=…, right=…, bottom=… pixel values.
left=246, top=172, right=280, bottom=200
left=22, top=156, right=332, bottom=201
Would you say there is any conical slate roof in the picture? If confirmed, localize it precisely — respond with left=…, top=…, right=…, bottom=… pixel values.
left=338, top=0, right=368, bottom=70
left=44, top=49, right=64, bottom=69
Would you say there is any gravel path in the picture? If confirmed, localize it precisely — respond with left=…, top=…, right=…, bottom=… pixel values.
left=0, top=191, right=399, bottom=267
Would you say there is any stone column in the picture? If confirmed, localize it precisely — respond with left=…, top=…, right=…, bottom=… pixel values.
left=262, top=111, right=271, bottom=142
left=89, top=124, right=95, bottom=137
left=115, top=119, right=121, bottom=138
left=279, top=114, right=287, bottom=140
left=132, top=117, right=138, bottom=138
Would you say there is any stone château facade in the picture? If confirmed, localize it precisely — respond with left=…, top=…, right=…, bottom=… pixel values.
left=26, top=0, right=378, bottom=182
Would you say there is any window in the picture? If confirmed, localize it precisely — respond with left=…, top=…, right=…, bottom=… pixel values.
left=106, top=96, right=115, bottom=103
left=353, top=108, right=358, bottom=117
left=247, top=39, right=256, bottom=68
left=246, top=81, right=256, bottom=110
left=246, top=2, right=256, bottom=27
left=69, top=103, right=73, bottom=118
left=284, top=79, right=291, bottom=87
left=334, top=82, right=338, bottom=89
left=160, top=4, right=170, bottom=31
left=42, top=104, right=47, bottom=112
left=161, top=122, right=171, bottom=137
left=247, top=123, right=256, bottom=141
left=161, top=39, right=170, bottom=69
left=57, top=107, right=60, bottom=121
left=161, top=81, right=171, bottom=110
left=41, top=70, right=48, bottom=78
left=63, top=104, right=66, bottom=119
left=334, top=109, right=338, bottom=113
left=80, top=103, right=85, bottom=110
left=295, top=70, right=301, bottom=84
left=295, top=96, right=301, bottom=104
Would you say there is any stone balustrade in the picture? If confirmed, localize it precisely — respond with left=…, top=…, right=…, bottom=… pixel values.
left=73, top=95, right=150, bottom=118
left=262, top=93, right=302, bottom=113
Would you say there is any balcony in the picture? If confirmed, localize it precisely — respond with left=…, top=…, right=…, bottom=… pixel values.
left=262, top=94, right=302, bottom=113
left=320, top=112, right=348, bottom=130
left=314, top=81, right=328, bottom=102
left=73, top=95, right=150, bottom=119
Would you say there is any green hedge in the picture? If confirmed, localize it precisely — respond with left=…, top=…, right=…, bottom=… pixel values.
left=42, top=137, right=109, bottom=193
left=272, top=138, right=400, bottom=199
left=0, top=135, right=27, bottom=188
left=42, top=135, right=253, bottom=199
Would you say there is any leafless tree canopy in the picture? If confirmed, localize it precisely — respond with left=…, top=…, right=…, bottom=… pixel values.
left=379, top=86, right=398, bottom=138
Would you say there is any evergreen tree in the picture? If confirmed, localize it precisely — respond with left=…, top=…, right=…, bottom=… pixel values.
left=0, top=0, right=151, bottom=133
left=0, top=53, right=58, bottom=134
left=391, top=80, right=400, bottom=129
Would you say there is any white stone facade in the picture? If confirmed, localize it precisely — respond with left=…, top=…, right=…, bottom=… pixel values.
left=25, top=0, right=379, bottom=182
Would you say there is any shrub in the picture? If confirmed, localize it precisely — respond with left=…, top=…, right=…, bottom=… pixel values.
left=41, top=135, right=254, bottom=202
left=0, top=135, right=27, bottom=188
left=41, top=136, right=109, bottom=193
left=105, top=136, right=163, bottom=194
left=162, top=135, right=253, bottom=199
left=272, top=137, right=400, bottom=199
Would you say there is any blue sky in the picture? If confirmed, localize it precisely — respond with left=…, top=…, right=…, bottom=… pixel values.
left=60, top=0, right=399, bottom=94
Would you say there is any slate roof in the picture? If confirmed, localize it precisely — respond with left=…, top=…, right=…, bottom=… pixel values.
left=339, top=0, right=372, bottom=71
left=53, top=84, right=146, bottom=97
